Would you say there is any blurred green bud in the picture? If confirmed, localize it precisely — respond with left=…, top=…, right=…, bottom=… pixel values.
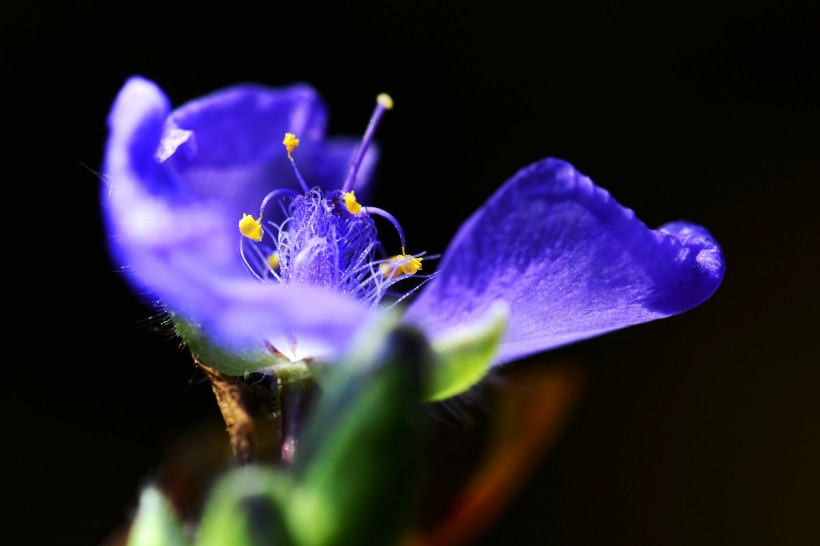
left=288, top=319, right=433, bottom=546
left=127, top=487, right=190, bottom=546
left=196, top=467, right=295, bottom=546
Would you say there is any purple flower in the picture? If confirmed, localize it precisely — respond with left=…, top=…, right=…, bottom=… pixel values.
left=102, top=76, right=724, bottom=393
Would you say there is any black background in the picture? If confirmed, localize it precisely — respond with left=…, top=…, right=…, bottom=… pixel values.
left=5, top=1, right=819, bottom=545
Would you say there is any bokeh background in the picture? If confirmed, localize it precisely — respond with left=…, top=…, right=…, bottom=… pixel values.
left=5, top=1, right=818, bottom=544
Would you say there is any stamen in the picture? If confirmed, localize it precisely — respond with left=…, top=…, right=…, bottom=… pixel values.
left=341, top=93, right=394, bottom=193
left=343, top=191, right=363, bottom=215
left=364, top=205, right=406, bottom=252
left=268, top=252, right=280, bottom=270
left=376, top=93, right=394, bottom=110
left=259, top=188, right=300, bottom=219
left=283, top=133, right=300, bottom=157
left=283, top=132, right=310, bottom=193
left=239, top=213, right=263, bottom=241
left=380, top=254, right=423, bottom=278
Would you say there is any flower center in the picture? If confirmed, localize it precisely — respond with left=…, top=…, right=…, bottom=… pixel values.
left=238, top=94, right=425, bottom=308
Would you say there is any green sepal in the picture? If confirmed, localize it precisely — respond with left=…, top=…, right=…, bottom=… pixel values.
left=425, top=301, right=508, bottom=401
left=172, top=316, right=289, bottom=376
left=195, top=466, right=296, bottom=546
left=288, top=313, right=431, bottom=546
left=127, top=486, right=191, bottom=546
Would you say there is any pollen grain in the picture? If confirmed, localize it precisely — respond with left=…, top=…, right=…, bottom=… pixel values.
left=239, top=213, right=264, bottom=241
left=344, top=191, right=363, bottom=215
left=380, top=254, right=423, bottom=278
left=283, top=132, right=300, bottom=157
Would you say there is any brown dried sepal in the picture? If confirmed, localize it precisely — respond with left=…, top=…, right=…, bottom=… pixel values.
left=192, top=353, right=256, bottom=465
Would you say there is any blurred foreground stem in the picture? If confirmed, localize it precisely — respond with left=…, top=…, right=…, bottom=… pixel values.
left=279, top=374, right=317, bottom=465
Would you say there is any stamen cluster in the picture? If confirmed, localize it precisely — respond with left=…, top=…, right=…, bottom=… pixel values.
left=241, top=188, right=424, bottom=307
left=239, top=95, right=428, bottom=310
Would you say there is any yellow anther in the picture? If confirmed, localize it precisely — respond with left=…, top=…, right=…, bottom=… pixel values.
left=239, top=213, right=263, bottom=241
left=268, top=252, right=280, bottom=270
left=380, top=254, right=422, bottom=279
left=377, top=93, right=394, bottom=110
left=283, top=132, right=300, bottom=157
left=344, top=191, right=362, bottom=215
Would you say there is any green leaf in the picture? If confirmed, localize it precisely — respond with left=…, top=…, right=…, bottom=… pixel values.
left=288, top=315, right=431, bottom=546
left=127, top=487, right=190, bottom=546
left=195, top=467, right=295, bottom=546
left=425, top=301, right=507, bottom=401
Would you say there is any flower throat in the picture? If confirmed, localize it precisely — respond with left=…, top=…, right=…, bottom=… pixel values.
left=238, top=94, right=424, bottom=308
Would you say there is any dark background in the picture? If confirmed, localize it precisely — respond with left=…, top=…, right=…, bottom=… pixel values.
left=5, top=1, right=819, bottom=544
